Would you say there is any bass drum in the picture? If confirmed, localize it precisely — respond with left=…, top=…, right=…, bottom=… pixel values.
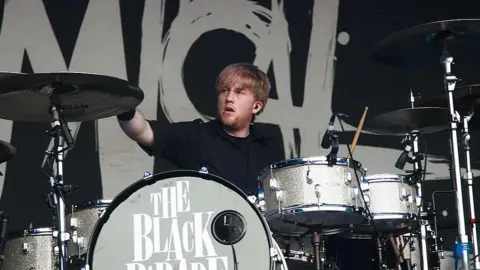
left=85, top=170, right=286, bottom=270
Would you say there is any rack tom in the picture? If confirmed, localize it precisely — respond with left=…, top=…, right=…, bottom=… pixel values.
left=259, top=156, right=367, bottom=236
left=2, top=227, right=57, bottom=269
left=359, top=174, right=419, bottom=235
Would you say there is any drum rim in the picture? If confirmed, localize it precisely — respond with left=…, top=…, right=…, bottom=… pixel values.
left=70, top=199, right=112, bottom=211
left=85, top=169, right=274, bottom=268
left=7, top=227, right=53, bottom=239
left=260, top=156, right=363, bottom=175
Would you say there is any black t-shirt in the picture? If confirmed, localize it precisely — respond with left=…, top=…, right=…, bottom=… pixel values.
left=139, top=119, right=285, bottom=195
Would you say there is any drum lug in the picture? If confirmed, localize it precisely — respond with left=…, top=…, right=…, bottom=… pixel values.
left=71, top=230, right=78, bottom=243
left=344, top=172, right=352, bottom=184
left=415, top=195, right=422, bottom=207
left=270, top=247, right=280, bottom=259
left=21, top=242, right=29, bottom=253
left=70, top=217, right=78, bottom=229
left=306, top=169, right=314, bottom=184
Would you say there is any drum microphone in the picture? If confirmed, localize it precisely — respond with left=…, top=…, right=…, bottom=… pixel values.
left=321, top=114, right=336, bottom=149
left=395, top=145, right=411, bottom=170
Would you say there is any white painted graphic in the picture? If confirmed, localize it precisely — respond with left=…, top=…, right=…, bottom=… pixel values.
left=128, top=180, right=227, bottom=270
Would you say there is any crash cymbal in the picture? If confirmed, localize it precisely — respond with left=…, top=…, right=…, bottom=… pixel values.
left=0, top=72, right=144, bottom=122
left=0, top=140, right=16, bottom=165
left=372, top=19, right=480, bottom=67
left=363, top=107, right=449, bottom=136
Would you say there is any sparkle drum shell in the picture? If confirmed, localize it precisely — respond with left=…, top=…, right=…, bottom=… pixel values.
left=259, top=157, right=367, bottom=236
left=359, top=174, right=419, bottom=234
left=2, top=227, right=57, bottom=270
left=66, top=199, right=111, bottom=256
left=85, top=170, right=282, bottom=270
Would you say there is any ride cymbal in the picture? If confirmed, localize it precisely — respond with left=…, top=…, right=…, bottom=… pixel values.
left=0, top=140, right=16, bottom=165
left=363, top=107, right=450, bottom=136
left=372, top=19, right=480, bottom=67
left=0, top=72, right=144, bottom=122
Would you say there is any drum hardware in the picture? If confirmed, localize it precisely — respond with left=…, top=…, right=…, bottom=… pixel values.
left=311, top=232, right=327, bottom=270
left=0, top=212, right=8, bottom=269
left=372, top=19, right=480, bottom=269
left=43, top=94, right=77, bottom=270
left=460, top=108, right=480, bottom=269
left=440, top=39, right=471, bottom=270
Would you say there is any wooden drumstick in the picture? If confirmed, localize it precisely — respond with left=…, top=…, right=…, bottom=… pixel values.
left=348, top=107, right=369, bottom=158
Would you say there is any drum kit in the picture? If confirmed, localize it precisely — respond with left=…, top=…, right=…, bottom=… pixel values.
left=0, top=18, right=478, bottom=270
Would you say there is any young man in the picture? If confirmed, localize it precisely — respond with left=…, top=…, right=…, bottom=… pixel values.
left=117, top=63, right=284, bottom=195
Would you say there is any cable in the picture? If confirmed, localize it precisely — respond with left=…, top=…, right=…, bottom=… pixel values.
left=336, top=116, right=386, bottom=258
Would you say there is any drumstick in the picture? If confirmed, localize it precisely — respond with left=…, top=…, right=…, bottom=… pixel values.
left=347, top=106, right=369, bottom=158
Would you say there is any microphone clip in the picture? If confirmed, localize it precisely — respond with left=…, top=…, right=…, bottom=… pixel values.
left=327, top=133, right=339, bottom=166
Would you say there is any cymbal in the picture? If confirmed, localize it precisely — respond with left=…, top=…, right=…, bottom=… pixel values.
left=0, top=72, right=26, bottom=79
left=372, top=19, right=480, bottom=67
left=0, top=72, right=144, bottom=122
left=417, top=84, right=480, bottom=111
left=0, top=140, right=16, bottom=165
left=363, top=107, right=450, bottom=136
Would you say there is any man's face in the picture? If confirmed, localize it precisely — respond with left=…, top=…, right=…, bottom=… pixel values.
left=217, top=82, right=259, bottom=132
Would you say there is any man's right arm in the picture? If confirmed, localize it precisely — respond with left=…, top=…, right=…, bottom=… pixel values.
left=117, top=109, right=155, bottom=147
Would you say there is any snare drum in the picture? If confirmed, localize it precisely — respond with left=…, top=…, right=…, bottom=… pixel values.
left=85, top=170, right=288, bottom=270
left=2, top=227, right=57, bottom=270
left=67, top=199, right=111, bottom=256
left=360, top=174, right=419, bottom=234
left=259, top=156, right=366, bottom=236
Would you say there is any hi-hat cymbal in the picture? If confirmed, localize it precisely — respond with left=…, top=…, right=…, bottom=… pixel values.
left=363, top=107, right=450, bottom=136
left=0, top=72, right=144, bottom=122
left=0, top=140, right=16, bottom=165
left=372, top=19, right=480, bottom=67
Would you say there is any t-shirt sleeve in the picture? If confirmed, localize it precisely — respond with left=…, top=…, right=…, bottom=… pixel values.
left=138, top=119, right=201, bottom=167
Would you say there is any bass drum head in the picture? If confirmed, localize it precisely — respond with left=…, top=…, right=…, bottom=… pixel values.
left=86, top=170, right=273, bottom=270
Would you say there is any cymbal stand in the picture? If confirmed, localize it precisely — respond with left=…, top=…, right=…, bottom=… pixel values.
left=407, top=89, right=429, bottom=270
left=440, top=42, right=471, bottom=269
left=45, top=94, right=75, bottom=270
left=311, top=232, right=327, bottom=270
left=461, top=109, right=480, bottom=269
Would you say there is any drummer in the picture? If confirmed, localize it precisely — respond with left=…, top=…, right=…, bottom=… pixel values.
left=116, top=62, right=284, bottom=195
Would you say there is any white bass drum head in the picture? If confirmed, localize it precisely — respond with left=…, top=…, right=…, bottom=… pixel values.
left=86, top=170, right=274, bottom=270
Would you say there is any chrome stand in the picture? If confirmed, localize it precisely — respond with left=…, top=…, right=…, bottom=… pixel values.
left=462, top=111, right=480, bottom=269
left=44, top=97, right=76, bottom=270
left=408, top=90, right=429, bottom=270
left=441, top=44, right=471, bottom=270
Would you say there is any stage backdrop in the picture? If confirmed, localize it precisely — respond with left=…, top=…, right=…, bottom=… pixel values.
left=0, top=0, right=480, bottom=259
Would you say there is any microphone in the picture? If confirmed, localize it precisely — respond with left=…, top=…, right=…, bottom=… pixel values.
left=395, top=144, right=412, bottom=170
left=321, top=114, right=336, bottom=149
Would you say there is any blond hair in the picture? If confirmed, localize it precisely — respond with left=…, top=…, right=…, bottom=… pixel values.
left=216, top=63, right=271, bottom=115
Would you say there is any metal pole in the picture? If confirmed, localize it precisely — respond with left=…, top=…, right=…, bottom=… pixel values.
left=441, top=46, right=470, bottom=270
left=462, top=114, right=480, bottom=269
left=55, top=135, right=68, bottom=270
left=410, top=89, right=429, bottom=270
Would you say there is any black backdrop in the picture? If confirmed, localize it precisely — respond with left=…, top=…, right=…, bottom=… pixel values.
left=1, top=0, right=480, bottom=254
